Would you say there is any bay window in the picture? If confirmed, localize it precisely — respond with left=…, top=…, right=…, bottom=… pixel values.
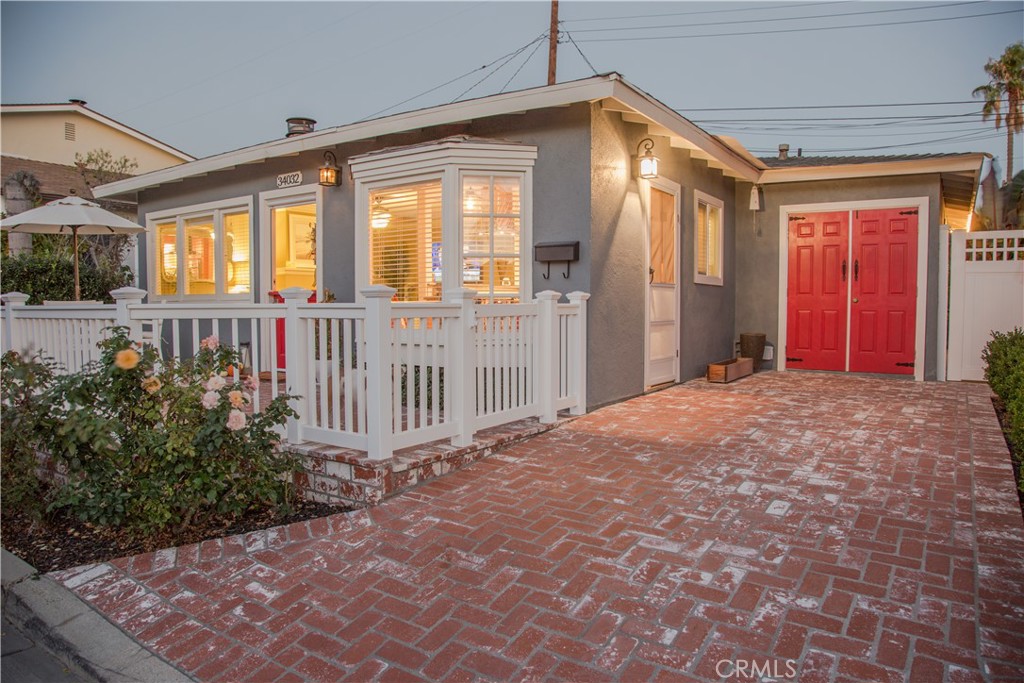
left=147, top=197, right=253, bottom=300
left=352, top=137, right=536, bottom=304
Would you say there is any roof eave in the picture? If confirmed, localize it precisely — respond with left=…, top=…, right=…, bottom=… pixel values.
left=757, top=154, right=989, bottom=184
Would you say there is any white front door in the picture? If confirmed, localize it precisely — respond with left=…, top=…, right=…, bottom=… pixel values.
left=645, top=180, right=680, bottom=387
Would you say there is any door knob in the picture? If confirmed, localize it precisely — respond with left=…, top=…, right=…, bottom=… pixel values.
left=852, top=297, right=859, bottom=303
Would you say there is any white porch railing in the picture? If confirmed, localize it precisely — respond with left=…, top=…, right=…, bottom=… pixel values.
left=1, top=285, right=589, bottom=460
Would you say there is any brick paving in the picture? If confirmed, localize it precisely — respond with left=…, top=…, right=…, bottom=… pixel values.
left=52, top=373, right=1024, bottom=682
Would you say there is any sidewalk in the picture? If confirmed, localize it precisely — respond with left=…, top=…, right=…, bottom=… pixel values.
left=12, top=373, right=1024, bottom=681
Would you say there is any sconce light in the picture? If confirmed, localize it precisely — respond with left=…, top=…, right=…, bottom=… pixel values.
left=370, top=197, right=391, bottom=229
left=636, top=138, right=659, bottom=179
left=318, top=150, right=341, bottom=187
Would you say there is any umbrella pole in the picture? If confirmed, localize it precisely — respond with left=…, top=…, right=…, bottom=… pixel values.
left=73, top=226, right=81, bottom=301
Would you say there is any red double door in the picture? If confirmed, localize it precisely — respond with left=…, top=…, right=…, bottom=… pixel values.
left=786, top=208, right=918, bottom=375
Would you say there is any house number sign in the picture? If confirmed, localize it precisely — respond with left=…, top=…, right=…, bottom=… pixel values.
left=276, top=171, right=303, bottom=189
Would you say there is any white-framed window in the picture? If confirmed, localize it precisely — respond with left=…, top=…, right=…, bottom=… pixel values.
left=351, top=138, right=535, bottom=303
left=694, top=190, right=724, bottom=286
left=147, top=196, right=253, bottom=301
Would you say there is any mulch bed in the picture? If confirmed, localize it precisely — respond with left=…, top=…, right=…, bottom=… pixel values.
left=1, top=495, right=351, bottom=574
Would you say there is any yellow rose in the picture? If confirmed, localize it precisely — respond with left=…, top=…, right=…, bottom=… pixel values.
left=114, top=348, right=140, bottom=371
left=141, top=376, right=162, bottom=394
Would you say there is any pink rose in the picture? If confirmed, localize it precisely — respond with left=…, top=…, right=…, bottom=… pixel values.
left=226, top=409, right=246, bottom=431
left=227, top=390, right=249, bottom=408
left=200, top=335, right=219, bottom=351
left=205, top=375, right=226, bottom=391
left=202, top=391, right=220, bottom=409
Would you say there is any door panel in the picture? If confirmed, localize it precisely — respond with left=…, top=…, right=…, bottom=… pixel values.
left=849, top=209, right=917, bottom=374
left=786, top=212, right=849, bottom=371
left=646, top=187, right=678, bottom=386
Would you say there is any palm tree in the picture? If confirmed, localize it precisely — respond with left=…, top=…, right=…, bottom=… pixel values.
left=973, top=42, right=1024, bottom=185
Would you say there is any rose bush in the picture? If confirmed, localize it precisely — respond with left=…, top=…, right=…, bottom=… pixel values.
left=0, top=328, right=300, bottom=536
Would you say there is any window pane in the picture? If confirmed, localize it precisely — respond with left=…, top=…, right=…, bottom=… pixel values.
left=650, top=188, right=675, bottom=284
left=464, top=217, right=490, bottom=254
left=156, top=221, right=177, bottom=296
left=492, top=257, right=520, bottom=303
left=224, top=212, right=250, bottom=295
left=494, top=177, right=520, bottom=215
left=462, top=176, right=491, bottom=214
left=697, top=203, right=709, bottom=276
left=185, top=216, right=215, bottom=295
left=707, top=204, right=721, bottom=277
left=493, top=217, right=520, bottom=255
left=370, top=180, right=442, bottom=302
left=272, top=203, right=316, bottom=292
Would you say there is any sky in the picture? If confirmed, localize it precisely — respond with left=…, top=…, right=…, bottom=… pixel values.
left=2, top=1, right=1022, bottom=177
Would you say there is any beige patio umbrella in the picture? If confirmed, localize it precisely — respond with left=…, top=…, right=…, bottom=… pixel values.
left=1, top=196, right=145, bottom=301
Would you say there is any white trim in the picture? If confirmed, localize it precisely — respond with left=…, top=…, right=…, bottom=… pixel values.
left=937, top=225, right=950, bottom=381
left=759, top=155, right=986, bottom=185
left=694, top=190, right=725, bottom=287
left=257, top=184, right=324, bottom=303
left=777, top=197, right=930, bottom=381
left=145, top=195, right=254, bottom=303
left=643, top=176, right=682, bottom=388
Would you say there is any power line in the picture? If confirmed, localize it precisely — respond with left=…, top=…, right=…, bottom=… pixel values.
left=692, top=112, right=986, bottom=123
left=563, top=1, right=854, bottom=24
left=576, top=8, right=1022, bottom=42
left=676, top=100, right=1001, bottom=112
left=748, top=130, right=1006, bottom=154
left=569, top=1, right=983, bottom=34
left=451, top=33, right=549, bottom=103
left=501, top=37, right=547, bottom=93
left=564, top=31, right=600, bottom=76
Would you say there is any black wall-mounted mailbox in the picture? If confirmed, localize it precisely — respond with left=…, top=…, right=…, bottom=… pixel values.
left=534, top=241, right=580, bottom=279
left=534, top=241, right=579, bottom=263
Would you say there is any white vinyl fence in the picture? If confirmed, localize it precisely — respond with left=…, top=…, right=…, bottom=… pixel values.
left=2, top=286, right=589, bottom=460
left=946, top=229, right=1024, bottom=381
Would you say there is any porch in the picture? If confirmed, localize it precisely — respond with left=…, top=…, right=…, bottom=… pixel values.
left=0, top=286, right=589, bottom=505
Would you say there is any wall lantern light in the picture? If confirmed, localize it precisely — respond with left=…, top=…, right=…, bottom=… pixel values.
left=318, top=151, right=341, bottom=187
left=636, top=138, right=659, bottom=179
left=370, top=197, right=391, bottom=229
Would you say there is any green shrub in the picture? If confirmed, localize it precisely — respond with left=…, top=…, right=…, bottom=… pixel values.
left=1, top=329, right=300, bottom=536
left=983, top=327, right=1024, bottom=493
left=0, top=252, right=133, bottom=304
left=0, top=351, right=57, bottom=519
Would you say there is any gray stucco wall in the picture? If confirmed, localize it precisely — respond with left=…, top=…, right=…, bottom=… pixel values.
left=589, top=106, right=736, bottom=408
left=733, top=175, right=944, bottom=380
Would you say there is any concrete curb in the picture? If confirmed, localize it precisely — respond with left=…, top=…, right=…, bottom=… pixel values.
left=2, top=549, right=193, bottom=683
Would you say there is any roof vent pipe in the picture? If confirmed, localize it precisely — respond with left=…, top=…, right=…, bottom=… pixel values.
left=797, top=148, right=802, bottom=157
left=778, top=144, right=790, bottom=161
left=286, top=117, right=316, bottom=137
left=69, top=98, right=87, bottom=106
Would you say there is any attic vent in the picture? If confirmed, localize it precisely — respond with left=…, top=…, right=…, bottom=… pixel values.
left=64, top=122, right=76, bottom=141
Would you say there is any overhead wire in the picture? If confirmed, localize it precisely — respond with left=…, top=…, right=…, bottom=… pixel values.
left=576, top=8, right=1022, bottom=42
left=563, top=1, right=855, bottom=24
left=451, top=33, right=549, bottom=102
left=564, top=31, right=600, bottom=76
left=569, top=1, right=984, bottom=34
left=500, top=37, right=547, bottom=93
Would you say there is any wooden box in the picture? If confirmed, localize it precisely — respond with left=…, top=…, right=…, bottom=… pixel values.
left=707, top=357, right=754, bottom=383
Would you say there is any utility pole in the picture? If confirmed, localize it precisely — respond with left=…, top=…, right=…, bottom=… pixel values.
left=547, top=0, right=558, bottom=86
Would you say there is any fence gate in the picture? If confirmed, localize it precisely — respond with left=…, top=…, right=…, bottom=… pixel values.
left=946, top=229, right=1024, bottom=381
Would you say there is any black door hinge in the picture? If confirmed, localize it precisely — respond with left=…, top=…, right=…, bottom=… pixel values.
left=896, top=361, right=915, bottom=367
left=788, top=216, right=806, bottom=222
left=898, top=210, right=918, bottom=216
left=786, top=357, right=804, bottom=363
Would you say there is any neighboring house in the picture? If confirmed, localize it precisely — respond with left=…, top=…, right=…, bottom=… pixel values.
left=93, top=73, right=986, bottom=408
left=1, top=99, right=194, bottom=258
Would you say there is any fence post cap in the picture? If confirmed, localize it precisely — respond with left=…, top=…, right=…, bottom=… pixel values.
left=443, top=288, right=477, bottom=302
left=1, top=292, right=30, bottom=305
left=360, top=285, right=397, bottom=299
left=279, top=287, right=314, bottom=301
left=534, top=290, right=561, bottom=302
left=566, top=291, right=591, bottom=302
left=109, top=286, right=147, bottom=302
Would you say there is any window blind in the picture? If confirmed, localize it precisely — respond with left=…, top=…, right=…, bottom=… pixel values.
left=369, top=180, right=443, bottom=302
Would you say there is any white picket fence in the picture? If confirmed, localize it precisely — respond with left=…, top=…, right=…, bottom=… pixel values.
left=1, top=286, right=589, bottom=459
left=946, top=230, right=1024, bottom=381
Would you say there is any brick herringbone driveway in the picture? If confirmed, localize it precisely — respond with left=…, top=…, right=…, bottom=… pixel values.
left=53, top=373, right=1024, bottom=682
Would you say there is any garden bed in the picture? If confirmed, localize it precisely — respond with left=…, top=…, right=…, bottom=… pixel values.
left=1, top=490, right=350, bottom=573
left=992, top=395, right=1024, bottom=523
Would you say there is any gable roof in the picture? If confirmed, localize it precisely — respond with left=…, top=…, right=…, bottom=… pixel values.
left=1, top=101, right=195, bottom=163
left=93, top=73, right=763, bottom=199
left=757, top=152, right=982, bottom=168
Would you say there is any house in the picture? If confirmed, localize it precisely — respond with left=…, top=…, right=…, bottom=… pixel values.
left=1, top=99, right=194, bottom=255
left=92, top=73, right=986, bottom=408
